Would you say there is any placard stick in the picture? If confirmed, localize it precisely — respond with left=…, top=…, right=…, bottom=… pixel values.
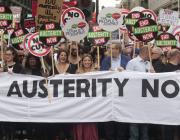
left=133, top=41, right=136, bottom=58
left=121, top=0, right=124, bottom=8
left=51, top=46, right=55, bottom=76
left=110, top=32, right=113, bottom=69
left=0, top=33, right=4, bottom=68
left=76, top=42, right=80, bottom=71
left=41, top=57, right=46, bottom=73
left=145, top=43, right=153, bottom=72
left=12, top=20, right=15, bottom=29
left=178, top=0, right=180, bottom=17
left=97, top=46, right=100, bottom=69
left=143, top=42, right=145, bottom=47
left=147, top=43, right=152, bottom=64
left=122, top=32, right=125, bottom=49
left=7, top=33, right=11, bottom=47
left=40, top=57, right=51, bottom=103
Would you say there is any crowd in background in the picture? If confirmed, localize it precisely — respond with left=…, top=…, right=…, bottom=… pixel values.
left=0, top=35, right=180, bottom=140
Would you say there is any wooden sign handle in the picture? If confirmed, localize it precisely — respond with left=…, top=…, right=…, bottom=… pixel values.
left=0, top=33, right=4, bottom=68
left=51, top=46, right=55, bottom=76
left=97, top=46, right=100, bottom=69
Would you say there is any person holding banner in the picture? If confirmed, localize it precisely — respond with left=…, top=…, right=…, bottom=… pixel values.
left=73, top=54, right=98, bottom=140
left=101, top=42, right=130, bottom=140
left=126, top=46, right=155, bottom=140
left=23, top=54, right=42, bottom=76
left=151, top=47, right=165, bottom=73
left=53, top=49, right=77, bottom=74
left=68, top=42, right=81, bottom=66
left=77, top=54, right=95, bottom=73
left=90, top=46, right=105, bottom=70
left=101, top=43, right=130, bottom=71
left=161, top=49, right=180, bottom=140
left=162, top=49, right=180, bottom=72
left=0, top=47, right=25, bottom=74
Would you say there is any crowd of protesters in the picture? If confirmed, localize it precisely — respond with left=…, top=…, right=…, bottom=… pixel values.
left=0, top=34, right=180, bottom=140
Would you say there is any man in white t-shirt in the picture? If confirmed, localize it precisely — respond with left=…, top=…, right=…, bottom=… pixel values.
left=126, top=46, right=154, bottom=140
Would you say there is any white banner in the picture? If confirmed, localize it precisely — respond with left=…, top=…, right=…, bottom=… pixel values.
left=0, top=71, right=180, bottom=125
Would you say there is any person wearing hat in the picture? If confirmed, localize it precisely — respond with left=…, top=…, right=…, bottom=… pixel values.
left=100, top=42, right=130, bottom=140
left=126, top=46, right=155, bottom=140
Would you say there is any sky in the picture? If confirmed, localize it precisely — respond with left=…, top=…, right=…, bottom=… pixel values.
left=93, top=0, right=122, bottom=10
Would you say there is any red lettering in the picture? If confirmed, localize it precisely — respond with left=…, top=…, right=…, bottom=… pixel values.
left=132, top=13, right=140, bottom=19
left=15, top=29, right=23, bottom=36
left=162, top=47, right=171, bottom=52
left=24, top=21, right=35, bottom=28
left=160, top=34, right=169, bottom=40
left=46, top=37, right=57, bottom=44
left=45, top=23, right=55, bottom=30
left=0, top=20, right=7, bottom=26
left=94, top=38, right=105, bottom=44
left=139, top=19, right=149, bottom=27
left=142, top=33, right=153, bottom=40
left=0, top=7, right=5, bottom=12
left=7, top=29, right=14, bottom=35
left=93, top=26, right=101, bottom=32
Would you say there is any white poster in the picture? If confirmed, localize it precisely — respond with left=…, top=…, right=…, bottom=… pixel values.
left=98, top=7, right=123, bottom=32
left=10, top=6, right=22, bottom=23
left=63, top=18, right=89, bottom=42
left=158, top=9, right=179, bottom=26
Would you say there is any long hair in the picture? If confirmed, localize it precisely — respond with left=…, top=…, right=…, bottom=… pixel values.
left=57, top=49, right=69, bottom=63
left=25, top=54, right=41, bottom=70
left=81, top=54, right=93, bottom=68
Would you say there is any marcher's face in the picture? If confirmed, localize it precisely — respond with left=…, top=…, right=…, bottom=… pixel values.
left=29, top=57, right=36, bottom=67
left=111, top=44, right=120, bottom=58
left=82, top=57, right=92, bottom=68
left=71, top=45, right=78, bottom=56
left=58, top=44, right=66, bottom=50
left=144, top=50, right=150, bottom=61
left=18, top=54, right=24, bottom=62
left=151, top=49, right=161, bottom=59
left=59, top=52, right=67, bottom=63
left=5, top=50, right=14, bottom=62
left=124, top=47, right=132, bottom=57
left=178, top=55, right=180, bottom=64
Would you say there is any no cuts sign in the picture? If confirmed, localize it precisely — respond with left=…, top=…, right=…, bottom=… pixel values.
left=27, top=32, right=51, bottom=57
left=172, top=26, right=180, bottom=48
left=61, top=7, right=85, bottom=26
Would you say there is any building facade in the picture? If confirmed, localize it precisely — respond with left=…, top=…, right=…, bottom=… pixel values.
left=127, top=0, right=179, bottom=13
left=149, top=0, right=178, bottom=12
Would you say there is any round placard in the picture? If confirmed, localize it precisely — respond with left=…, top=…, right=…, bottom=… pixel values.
left=87, top=24, right=110, bottom=46
left=39, top=22, right=62, bottom=46
left=27, top=32, right=51, bottom=57
left=134, top=18, right=158, bottom=42
left=156, top=32, right=177, bottom=51
left=0, top=5, right=13, bottom=29
left=63, top=18, right=89, bottom=42
left=98, top=7, right=123, bottom=32
left=11, top=28, right=28, bottom=50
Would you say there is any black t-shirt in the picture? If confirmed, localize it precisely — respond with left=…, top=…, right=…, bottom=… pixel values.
left=152, top=59, right=165, bottom=73
left=25, top=68, right=42, bottom=76
left=162, top=63, right=180, bottom=72
left=53, top=63, right=77, bottom=75
left=5, top=63, right=25, bottom=74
